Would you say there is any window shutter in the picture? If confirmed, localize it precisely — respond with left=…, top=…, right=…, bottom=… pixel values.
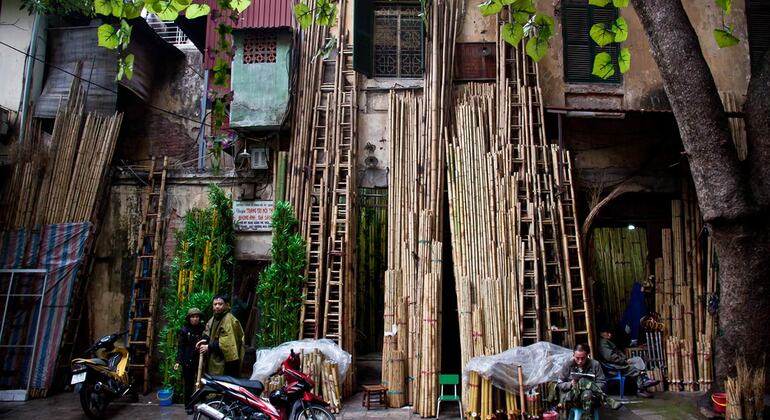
left=562, top=3, right=620, bottom=83
left=747, top=4, right=770, bottom=75
left=353, top=0, right=374, bottom=78
left=563, top=6, right=592, bottom=82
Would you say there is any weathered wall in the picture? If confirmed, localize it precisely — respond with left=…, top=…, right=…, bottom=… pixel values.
left=0, top=1, right=45, bottom=112
left=537, top=0, right=750, bottom=110
left=116, top=45, right=204, bottom=165
left=89, top=173, right=272, bottom=339
left=230, top=30, right=292, bottom=129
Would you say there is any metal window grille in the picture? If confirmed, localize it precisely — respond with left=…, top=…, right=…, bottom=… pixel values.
left=374, top=4, right=423, bottom=78
left=146, top=18, right=191, bottom=46
left=243, top=31, right=278, bottom=64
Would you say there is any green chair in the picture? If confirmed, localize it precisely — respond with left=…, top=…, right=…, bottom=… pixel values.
left=435, top=374, right=462, bottom=419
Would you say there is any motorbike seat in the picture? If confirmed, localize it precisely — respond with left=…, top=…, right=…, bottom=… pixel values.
left=211, top=376, right=264, bottom=396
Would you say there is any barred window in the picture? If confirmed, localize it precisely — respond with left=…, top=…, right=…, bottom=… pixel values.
left=373, top=4, right=423, bottom=78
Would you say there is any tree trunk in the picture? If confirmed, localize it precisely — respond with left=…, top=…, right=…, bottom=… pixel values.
left=630, top=0, right=770, bottom=386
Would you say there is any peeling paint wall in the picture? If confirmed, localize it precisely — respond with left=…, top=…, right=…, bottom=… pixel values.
left=90, top=174, right=273, bottom=339
left=230, top=30, right=292, bottom=129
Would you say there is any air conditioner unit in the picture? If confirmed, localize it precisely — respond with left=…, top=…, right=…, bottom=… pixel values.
left=250, top=147, right=269, bottom=170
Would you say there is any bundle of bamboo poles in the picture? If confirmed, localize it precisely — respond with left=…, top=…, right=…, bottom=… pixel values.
left=285, top=0, right=358, bottom=397
left=659, top=179, right=716, bottom=392
left=725, top=358, right=765, bottom=420
left=299, top=349, right=343, bottom=413
left=0, top=74, right=122, bottom=229
left=384, top=349, right=406, bottom=408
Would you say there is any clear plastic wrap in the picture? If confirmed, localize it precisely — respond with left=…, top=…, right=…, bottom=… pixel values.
left=250, top=339, right=352, bottom=383
left=463, top=342, right=573, bottom=393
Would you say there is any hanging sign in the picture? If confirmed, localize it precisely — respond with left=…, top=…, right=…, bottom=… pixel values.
left=233, top=200, right=273, bottom=232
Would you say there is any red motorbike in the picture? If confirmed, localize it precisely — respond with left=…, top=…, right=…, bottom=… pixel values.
left=188, top=349, right=334, bottom=420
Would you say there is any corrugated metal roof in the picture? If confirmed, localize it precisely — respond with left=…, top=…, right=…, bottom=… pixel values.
left=204, top=0, right=293, bottom=68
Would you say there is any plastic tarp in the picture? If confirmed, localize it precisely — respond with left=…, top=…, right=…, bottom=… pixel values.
left=0, top=223, right=91, bottom=390
left=250, top=339, right=352, bottom=384
left=463, top=342, right=573, bottom=393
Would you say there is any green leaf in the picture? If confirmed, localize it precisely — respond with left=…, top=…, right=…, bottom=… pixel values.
left=612, top=0, right=629, bottom=7
left=123, top=53, right=135, bottom=79
left=534, top=14, right=554, bottom=39
left=479, top=0, right=503, bottom=16
left=186, top=3, right=210, bottom=18
left=316, top=0, right=337, bottom=26
left=715, top=0, right=731, bottom=14
left=612, top=17, right=628, bottom=42
left=619, top=47, right=630, bottom=73
left=501, top=22, right=524, bottom=47
left=713, top=28, right=739, bottom=48
left=119, top=19, right=133, bottom=49
left=588, top=0, right=611, bottom=6
left=293, top=3, right=312, bottom=29
left=589, top=22, right=615, bottom=47
left=510, top=0, right=535, bottom=22
left=97, top=24, right=119, bottom=49
left=94, top=0, right=112, bottom=15
left=175, top=0, right=192, bottom=7
left=123, top=0, right=145, bottom=19
left=110, top=0, right=124, bottom=16
left=230, top=0, right=249, bottom=13
left=525, top=36, right=548, bottom=62
left=592, top=52, right=615, bottom=79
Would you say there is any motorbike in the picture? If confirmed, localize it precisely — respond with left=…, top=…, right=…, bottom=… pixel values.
left=70, top=330, right=134, bottom=419
left=188, top=349, right=334, bottom=420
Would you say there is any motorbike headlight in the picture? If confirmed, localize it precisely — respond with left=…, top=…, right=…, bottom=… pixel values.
left=71, top=363, right=86, bottom=372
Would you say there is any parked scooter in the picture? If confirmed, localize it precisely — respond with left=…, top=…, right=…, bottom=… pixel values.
left=70, top=330, right=135, bottom=419
left=188, top=349, right=334, bottom=420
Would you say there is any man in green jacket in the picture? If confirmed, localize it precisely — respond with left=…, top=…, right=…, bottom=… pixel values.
left=198, top=295, right=245, bottom=376
left=557, top=343, right=621, bottom=419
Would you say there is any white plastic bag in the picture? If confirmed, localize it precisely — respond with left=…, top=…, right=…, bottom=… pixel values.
left=463, top=341, right=573, bottom=393
left=249, top=339, right=352, bottom=384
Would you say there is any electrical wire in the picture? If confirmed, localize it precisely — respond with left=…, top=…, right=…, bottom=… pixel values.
left=0, top=39, right=210, bottom=129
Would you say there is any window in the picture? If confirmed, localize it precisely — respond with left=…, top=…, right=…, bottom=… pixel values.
left=353, top=1, right=423, bottom=78
left=747, top=0, right=770, bottom=76
left=562, top=0, right=621, bottom=84
left=243, top=31, right=277, bottom=64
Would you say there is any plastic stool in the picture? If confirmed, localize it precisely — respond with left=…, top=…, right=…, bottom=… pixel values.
left=570, top=407, right=600, bottom=420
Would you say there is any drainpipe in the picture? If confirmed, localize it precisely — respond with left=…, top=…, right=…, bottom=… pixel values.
left=197, top=68, right=209, bottom=170
left=18, top=13, right=42, bottom=145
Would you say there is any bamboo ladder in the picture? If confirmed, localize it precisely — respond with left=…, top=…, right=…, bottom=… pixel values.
left=127, top=156, right=168, bottom=393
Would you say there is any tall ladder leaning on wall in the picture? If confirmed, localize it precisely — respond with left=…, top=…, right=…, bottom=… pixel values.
left=128, top=156, right=168, bottom=394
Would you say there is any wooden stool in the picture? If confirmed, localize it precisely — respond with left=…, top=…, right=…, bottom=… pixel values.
left=362, top=384, right=388, bottom=410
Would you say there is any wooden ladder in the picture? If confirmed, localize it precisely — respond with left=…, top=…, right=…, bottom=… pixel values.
left=552, top=147, right=593, bottom=348
left=323, top=45, right=356, bottom=344
left=127, top=156, right=168, bottom=393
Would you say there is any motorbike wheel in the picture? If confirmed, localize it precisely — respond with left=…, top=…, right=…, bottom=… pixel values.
left=294, top=404, right=335, bottom=420
left=193, top=399, right=234, bottom=420
left=79, top=382, right=109, bottom=420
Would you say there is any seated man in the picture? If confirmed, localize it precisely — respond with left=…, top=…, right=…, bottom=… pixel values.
left=598, top=327, right=660, bottom=398
left=558, top=343, right=621, bottom=419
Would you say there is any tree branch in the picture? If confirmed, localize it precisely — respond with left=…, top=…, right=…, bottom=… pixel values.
left=744, top=49, right=770, bottom=208
left=629, top=0, right=753, bottom=222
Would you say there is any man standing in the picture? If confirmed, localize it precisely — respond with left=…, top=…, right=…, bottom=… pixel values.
left=199, top=295, right=245, bottom=376
left=558, top=343, right=620, bottom=419
left=598, top=327, right=659, bottom=398
left=176, top=307, right=205, bottom=413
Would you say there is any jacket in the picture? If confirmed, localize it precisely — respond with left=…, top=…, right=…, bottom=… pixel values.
left=177, top=323, right=205, bottom=368
left=204, top=311, right=245, bottom=375
left=598, top=337, right=628, bottom=368
left=557, top=358, right=607, bottom=392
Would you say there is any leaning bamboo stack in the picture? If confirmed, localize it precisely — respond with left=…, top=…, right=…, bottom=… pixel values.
left=298, top=349, right=343, bottom=413
left=659, top=178, right=716, bottom=392
left=0, top=74, right=122, bottom=229
left=724, top=358, right=765, bottom=420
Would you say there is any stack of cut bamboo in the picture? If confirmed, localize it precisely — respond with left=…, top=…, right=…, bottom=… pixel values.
left=725, top=359, right=765, bottom=419
left=445, top=33, right=591, bottom=418
left=286, top=0, right=357, bottom=396
left=380, top=1, right=463, bottom=415
left=0, top=74, right=123, bottom=229
left=299, top=349, right=342, bottom=413
left=659, top=180, right=717, bottom=392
